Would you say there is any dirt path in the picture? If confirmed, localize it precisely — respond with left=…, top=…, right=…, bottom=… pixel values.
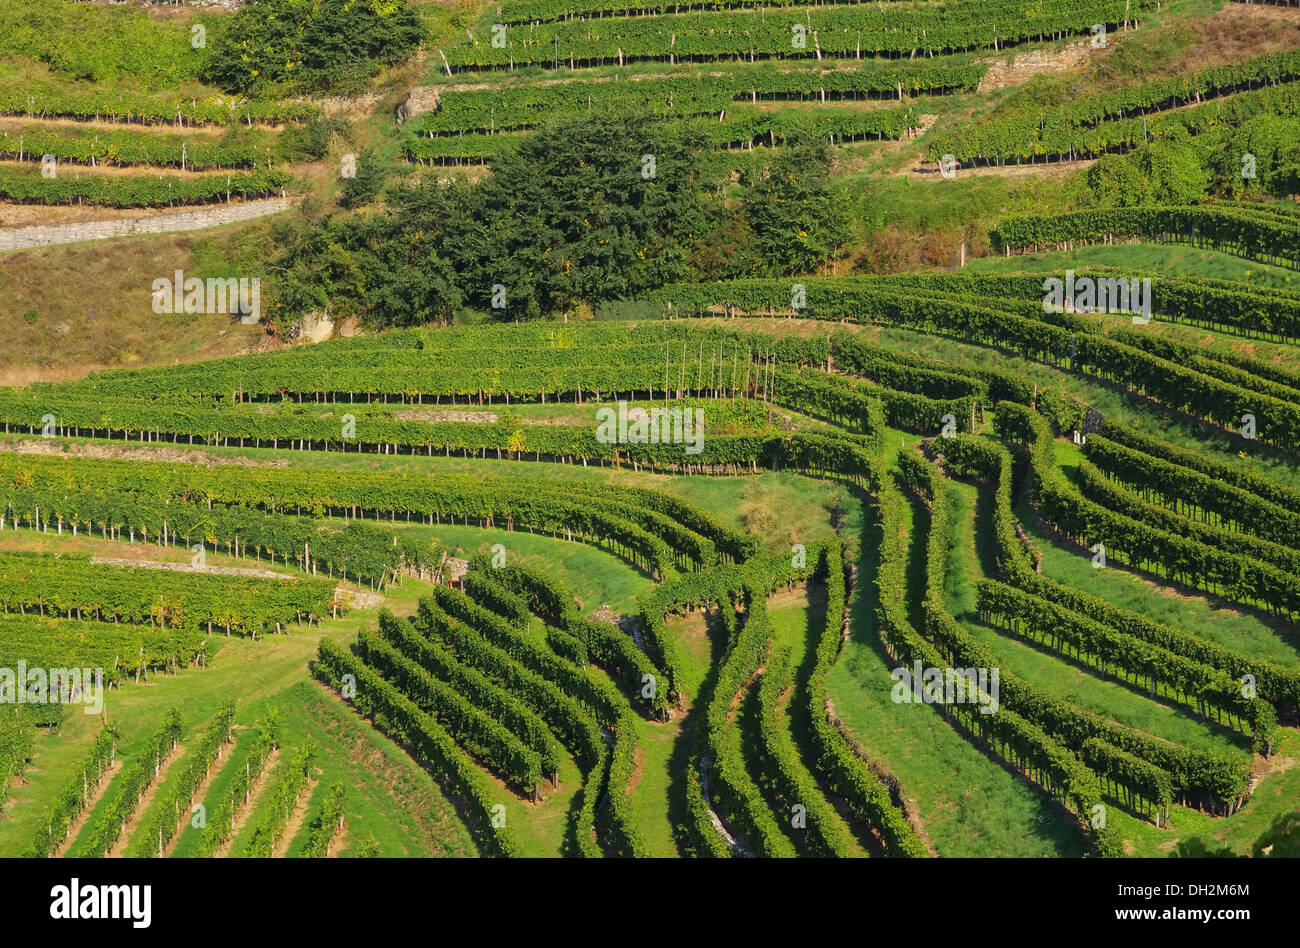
left=625, top=745, right=647, bottom=796
left=52, top=758, right=122, bottom=857
left=908, top=157, right=1098, bottom=181
left=272, top=774, right=319, bottom=857
left=89, top=557, right=293, bottom=580
left=216, top=747, right=281, bottom=857
left=0, top=159, right=240, bottom=180
left=0, top=115, right=229, bottom=139
left=394, top=409, right=499, bottom=423
left=107, top=742, right=185, bottom=858
left=325, top=820, right=349, bottom=857
left=0, top=437, right=288, bottom=467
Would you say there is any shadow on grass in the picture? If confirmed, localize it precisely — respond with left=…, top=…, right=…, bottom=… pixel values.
left=965, top=488, right=1254, bottom=751
left=889, top=483, right=1090, bottom=856
left=790, top=571, right=888, bottom=857
left=665, top=603, right=729, bottom=857
left=1014, top=488, right=1300, bottom=654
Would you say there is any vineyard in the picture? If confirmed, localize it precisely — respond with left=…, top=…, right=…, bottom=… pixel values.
left=385, top=0, right=1163, bottom=169
left=0, top=0, right=311, bottom=213
left=1, top=0, right=1299, bottom=883
left=442, top=0, right=1146, bottom=70
left=4, top=247, right=1300, bottom=859
left=927, top=48, right=1300, bottom=168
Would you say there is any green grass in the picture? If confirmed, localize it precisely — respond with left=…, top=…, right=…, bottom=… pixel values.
left=967, top=242, right=1300, bottom=293
left=398, top=523, right=652, bottom=616
left=0, top=576, right=477, bottom=859
left=620, top=714, right=682, bottom=857
left=943, top=477, right=1250, bottom=759
left=661, top=608, right=716, bottom=707
left=1019, top=441, right=1300, bottom=668
left=169, top=723, right=261, bottom=858
left=824, top=487, right=1089, bottom=857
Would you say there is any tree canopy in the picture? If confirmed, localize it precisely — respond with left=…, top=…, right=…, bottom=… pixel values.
left=276, top=112, right=715, bottom=326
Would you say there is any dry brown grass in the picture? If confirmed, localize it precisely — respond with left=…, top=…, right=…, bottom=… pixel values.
left=1083, top=2, right=1300, bottom=90
left=0, top=159, right=244, bottom=180
left=0, top=202, right=161, bottom=226
left=0, top=221, right=278, bottom=385
left=0, top=115, right=229, bottom=138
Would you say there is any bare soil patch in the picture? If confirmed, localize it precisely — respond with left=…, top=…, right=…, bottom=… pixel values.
left=89, top=557, right=292, bottom=580
left=910, top=157, right=1097, bottom=182
left=394, top=409, right=499, bottom=423
left=325, top=819, right=349, bottom=857
left=0, top=159, right=238, bottom=180
left=272, top=774, right=319, bottom=857
left=0, top=115, right=228, bottom=139
left=0, top=438, right=288, bottom=467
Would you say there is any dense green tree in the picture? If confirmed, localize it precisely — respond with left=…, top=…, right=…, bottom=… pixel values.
left=261, top=209, right=336, bottom=325
left=339, top=148, right=387, bottom=209
left=741, top=131, right=849, bottom=275
left=458, top=111, right=710, bottom=318
left=688, top=205, right=766, bottom=280
left=342, top=112, right=712, bottom=323
left=287, top=209, right=464, bottom=327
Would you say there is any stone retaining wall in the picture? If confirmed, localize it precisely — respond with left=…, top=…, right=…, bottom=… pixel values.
left=0, top=197, right=290, bottom=252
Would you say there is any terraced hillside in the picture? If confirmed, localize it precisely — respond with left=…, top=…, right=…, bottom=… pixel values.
left=402, top=0, right=1138, bottom=165
left=1, top=0, right=1299, bottom=873
left=3, top=282, right=1299, bottom=859
left=0, top=1, right=302, bottom=211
